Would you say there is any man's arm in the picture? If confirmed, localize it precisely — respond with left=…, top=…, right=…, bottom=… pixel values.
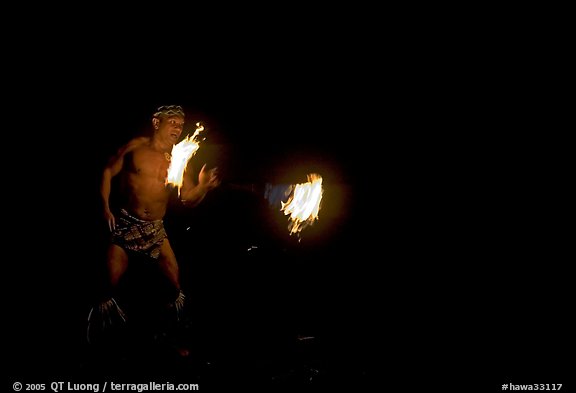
left=101, top=137, right=148, bottom=230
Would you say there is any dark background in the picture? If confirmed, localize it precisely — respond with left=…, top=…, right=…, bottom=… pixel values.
left=4, top=15, right=571, bottom=389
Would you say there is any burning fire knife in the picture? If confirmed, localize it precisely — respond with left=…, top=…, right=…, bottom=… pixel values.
left=166, top=122, right=205, bottom=196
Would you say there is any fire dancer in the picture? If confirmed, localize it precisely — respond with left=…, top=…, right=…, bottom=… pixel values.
left=88, top=105, right=220, bottom=345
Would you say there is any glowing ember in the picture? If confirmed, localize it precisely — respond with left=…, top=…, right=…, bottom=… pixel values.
left=166, top=122, right=204, bottom=195
left=281, top=173, right=323, bottom=235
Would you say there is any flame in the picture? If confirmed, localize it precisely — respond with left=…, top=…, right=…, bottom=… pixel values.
left=281, top=173, right=323, bottom=235
left=166, top=122, right=204, bottom=195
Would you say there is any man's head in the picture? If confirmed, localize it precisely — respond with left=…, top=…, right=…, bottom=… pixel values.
left=152, top=105, right=185, bottom=144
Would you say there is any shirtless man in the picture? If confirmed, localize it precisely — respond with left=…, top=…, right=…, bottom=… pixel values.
left=89, top=105, right=220, bottom=333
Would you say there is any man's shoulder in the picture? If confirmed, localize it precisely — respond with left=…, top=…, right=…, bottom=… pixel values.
left=130, top=136, right=150, bottom=145
left=124, top=136, right=150, bottom=151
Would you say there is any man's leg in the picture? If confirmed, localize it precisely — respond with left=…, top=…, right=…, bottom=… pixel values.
left=87, top=244, right=130, bottom=343
left=157, top=239, right=189, bottom=356
left=106, top=244, right=130, bottom=295
left=158, top=238, right=185, bottom=317
left=157, top=238, right=180, bottom=291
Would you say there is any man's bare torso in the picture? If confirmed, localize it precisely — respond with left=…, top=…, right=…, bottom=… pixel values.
left=120, top=140, right=172, bottom=221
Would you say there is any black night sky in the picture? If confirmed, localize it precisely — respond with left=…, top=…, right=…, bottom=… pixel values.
left=5, top=20, right=570, bottom=390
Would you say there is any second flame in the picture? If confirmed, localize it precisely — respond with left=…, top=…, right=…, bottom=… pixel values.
left=281, top=173, right=323, bottom=235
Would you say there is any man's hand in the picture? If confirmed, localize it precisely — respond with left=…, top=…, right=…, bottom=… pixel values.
left=104, top=208, right=116, bottom=232
left=198, top=163, right=221, bottom=191
left=180, top=164, right=221, bottom=206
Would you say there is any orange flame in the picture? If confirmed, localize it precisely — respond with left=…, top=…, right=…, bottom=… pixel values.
left=166, top=122, right=204, bottom=195
left=281, top=173, right=323, bottom=235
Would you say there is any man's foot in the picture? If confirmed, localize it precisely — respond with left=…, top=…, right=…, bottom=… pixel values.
left=86, top=297, right=127, bottom=344
left=167, top=290, right=186, bottom=322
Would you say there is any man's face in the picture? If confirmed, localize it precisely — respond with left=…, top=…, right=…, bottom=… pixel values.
left=158, top=115, right=185, bottom=144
